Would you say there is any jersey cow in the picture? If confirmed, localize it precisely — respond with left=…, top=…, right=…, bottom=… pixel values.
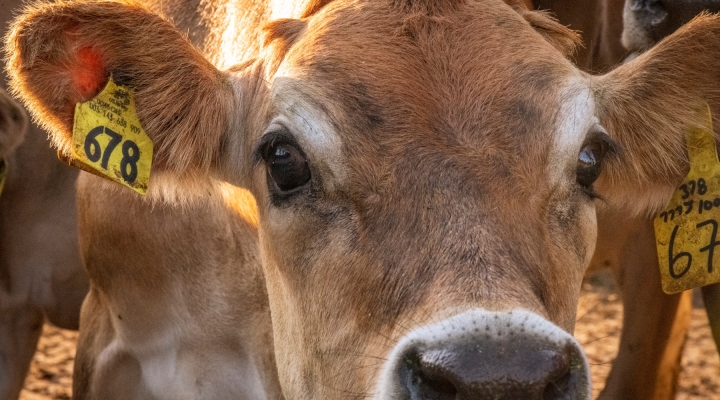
left=0, top=1, right=88, bottom=396
left=4, top=0, right=283, bottom=398
left=8, top=0, right=720, bottom=398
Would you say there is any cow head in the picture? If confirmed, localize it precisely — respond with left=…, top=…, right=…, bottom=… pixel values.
left=623, top=0, right=720, bottom=51
left=6, top=0, right=720, bottom=398
left=0, top=88, right=27, bottom=159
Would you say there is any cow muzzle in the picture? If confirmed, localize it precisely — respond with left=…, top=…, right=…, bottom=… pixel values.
left=375, top=309, right=590, bottom=400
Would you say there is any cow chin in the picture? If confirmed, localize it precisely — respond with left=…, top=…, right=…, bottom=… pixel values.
left=374, top=309, right=591, bottom=400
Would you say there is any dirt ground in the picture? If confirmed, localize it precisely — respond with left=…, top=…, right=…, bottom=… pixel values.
left=18, top=277, right=720, bottom=399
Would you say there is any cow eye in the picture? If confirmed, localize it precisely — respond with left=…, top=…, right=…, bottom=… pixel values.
left=263, top=142, right=311, bottom=192
left=576, top=139, right=608, bottom=192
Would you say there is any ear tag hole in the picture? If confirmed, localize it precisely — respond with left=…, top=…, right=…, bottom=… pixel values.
left=70, top=75, right=153, bottom=194
left=654, top=104, right=720, bottom=294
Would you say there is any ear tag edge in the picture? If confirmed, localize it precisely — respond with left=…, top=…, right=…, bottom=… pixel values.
left=71, top=75, right=153, bottom=194
left=654, top=104, right=720, bottom=294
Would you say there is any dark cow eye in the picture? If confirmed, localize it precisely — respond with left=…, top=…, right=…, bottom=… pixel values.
left=263, top=142, right=311, bottom=192
left=576, top=140, right=607, bottom=192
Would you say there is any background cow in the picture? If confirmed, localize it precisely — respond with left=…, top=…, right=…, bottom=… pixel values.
left=0, top=3, right=88, bottom=399
left=623, top=0, right=720, bottom=53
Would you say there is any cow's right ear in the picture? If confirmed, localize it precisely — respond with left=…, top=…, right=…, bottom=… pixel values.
left=4, top=0, right=234, bottom=176
left=593, top=13, right=720, bottom=215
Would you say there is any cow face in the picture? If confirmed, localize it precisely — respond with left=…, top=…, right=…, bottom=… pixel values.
left=623, top=0, right=720, bottom=51
left=6, top=0, right=720, bottom=398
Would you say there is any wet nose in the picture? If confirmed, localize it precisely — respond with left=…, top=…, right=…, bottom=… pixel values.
left=398, top=336, right=584, bottom=399
left=377, top=310, right=590, bottom=400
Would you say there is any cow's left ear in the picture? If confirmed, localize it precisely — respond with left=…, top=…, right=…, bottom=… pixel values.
left=592, top=13, right=720, bottom=215
left=5, top=0, right=236, bottom=177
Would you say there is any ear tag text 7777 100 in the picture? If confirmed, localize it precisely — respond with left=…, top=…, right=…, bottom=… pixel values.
left=654, top=106, right=720, bottom=294
left=71, top=76, right=153, bottom=194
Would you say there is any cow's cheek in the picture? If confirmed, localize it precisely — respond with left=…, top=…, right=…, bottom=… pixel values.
left=559, top=202, right=599, bottom=331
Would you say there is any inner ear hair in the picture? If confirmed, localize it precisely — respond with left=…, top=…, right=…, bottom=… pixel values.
left=5, top=0, right=233, bottom=177
left=519, top=10, right=580, bottom=58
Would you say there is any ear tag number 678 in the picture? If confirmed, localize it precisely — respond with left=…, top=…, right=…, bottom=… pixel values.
left=654, top=105, right=720, bottom=294
left=71, top=76, right=153, bottom=194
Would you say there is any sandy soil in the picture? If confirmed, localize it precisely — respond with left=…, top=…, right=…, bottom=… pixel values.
left=19, top=326, right=75, bottom=400
left=18, top=279, right=720, bottom=399
left=575, top=275, right=720, bottom=399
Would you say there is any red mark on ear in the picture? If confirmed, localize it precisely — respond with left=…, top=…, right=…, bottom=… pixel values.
left=73, top=47, right=107, bottom=100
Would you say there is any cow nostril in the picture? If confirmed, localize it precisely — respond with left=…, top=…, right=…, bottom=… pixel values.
left=417, top=360, right=458, bottom=398
left=542, top=366, right=572, bottom=400
left=401, top=350, right=459, bottom=399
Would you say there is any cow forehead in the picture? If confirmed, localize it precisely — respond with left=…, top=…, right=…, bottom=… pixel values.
left=267, top=0, right=591, bottom=193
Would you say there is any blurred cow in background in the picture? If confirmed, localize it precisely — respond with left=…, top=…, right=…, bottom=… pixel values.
left=0, top=3, right=87, bottom=399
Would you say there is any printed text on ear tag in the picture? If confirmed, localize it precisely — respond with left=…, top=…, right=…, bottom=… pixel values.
left=655, top=105, right=720, bottom=294
left=71, top=76, right=153, bottom=194
left=0, top=158, right=6, bottom=197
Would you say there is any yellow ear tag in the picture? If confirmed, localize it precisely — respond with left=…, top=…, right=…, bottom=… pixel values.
left=72, top=76, right=153, bottom=194
left=0, top=158, right=6, bottom=197
left=655, top=105, right=720, bottom=294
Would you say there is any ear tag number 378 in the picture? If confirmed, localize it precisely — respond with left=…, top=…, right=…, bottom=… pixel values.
left=655, top=105, right=720, bottom=294
left=72, top=76, right=153, bottom=194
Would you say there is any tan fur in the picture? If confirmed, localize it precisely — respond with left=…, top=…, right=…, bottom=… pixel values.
left=72, top=175, right=282, bottom=400
left=7, top=0, right=720, bottom=398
